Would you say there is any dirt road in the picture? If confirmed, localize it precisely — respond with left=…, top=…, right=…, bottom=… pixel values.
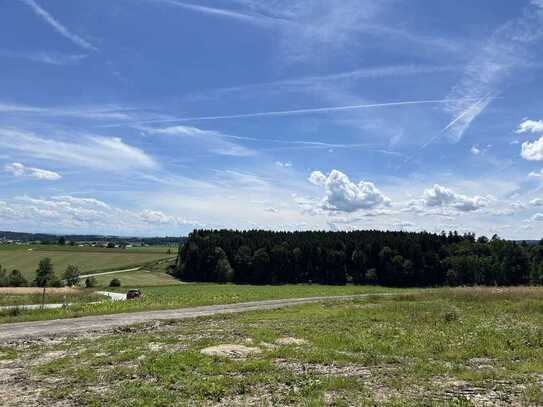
left=79, top=267, right=141, bottom=278
left=0, top=294, right=388, bottom=342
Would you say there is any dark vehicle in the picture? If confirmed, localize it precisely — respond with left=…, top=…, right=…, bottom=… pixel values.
left=126, top=289, right=143, bottom=300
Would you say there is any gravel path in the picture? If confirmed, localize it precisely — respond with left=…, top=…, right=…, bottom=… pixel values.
left=0, top=294, right=390, bottom=342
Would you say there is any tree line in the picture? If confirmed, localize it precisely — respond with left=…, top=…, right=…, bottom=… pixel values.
left=0, top=259, right=97, bottom=288
left=174, top=230, right=543, bottom=287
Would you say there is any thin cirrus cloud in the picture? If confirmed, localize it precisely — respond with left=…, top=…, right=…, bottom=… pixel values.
left=140, top=125, right=257, bottom=157
left=18, top=0, right=98, bottom=52
left=140, top=124, right=405, bottom=157
left=442, top=1, right=543, bottom=143
left=155, top=0, right=461, bottom=61
left=188, top=64, right=462, bottom=102
left=0, top=50, right=88, bottom=66
left=104, top=98, right=465, bottom=127
left=0, top=128, right=156, bottom=171
left=149, top=0, right=286, bottom=28
left=0, top=102, right=139, bottom=121
left=4, top=162, right=62, bottom=181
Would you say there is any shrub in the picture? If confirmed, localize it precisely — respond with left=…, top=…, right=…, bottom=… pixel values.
left=8, top=270, right=27, bottom=287
left=442, top=308, right=460, bottom=323
left=109, top=278, right=121, bottom=287
left=63, top=265, right=80, bottom=286
left=85, top=276, right=97, bottom=288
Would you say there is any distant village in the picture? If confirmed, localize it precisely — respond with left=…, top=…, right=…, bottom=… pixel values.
left=0, top=236, right=149, bottom=248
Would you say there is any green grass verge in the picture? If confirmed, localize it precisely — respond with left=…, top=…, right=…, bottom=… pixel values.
left=0, top=290, right=106, bottom=306
left=3, top=287, right=543, bottom=405
left=0, top=284, right=400, bottom=324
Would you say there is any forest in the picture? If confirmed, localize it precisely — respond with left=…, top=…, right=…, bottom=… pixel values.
left=174, top=230, right=543, bottom=287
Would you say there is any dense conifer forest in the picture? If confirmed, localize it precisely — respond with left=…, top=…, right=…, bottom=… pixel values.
left=174, top=230, right=543, bottom=287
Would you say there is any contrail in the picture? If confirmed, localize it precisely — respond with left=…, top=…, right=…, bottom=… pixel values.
left=19, top=0, right=98, bottom=52
left=98, top=99, right=467, bottom=128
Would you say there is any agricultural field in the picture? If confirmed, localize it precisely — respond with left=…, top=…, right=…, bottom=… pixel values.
left=0, top=244, right=176, bottom=281
left=93, top=270, right=182, bottom=288
left=1, top=287, right=543, bottom=405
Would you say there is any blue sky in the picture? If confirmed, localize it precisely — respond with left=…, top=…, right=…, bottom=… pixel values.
left=1, top=0, right=543, bottom=238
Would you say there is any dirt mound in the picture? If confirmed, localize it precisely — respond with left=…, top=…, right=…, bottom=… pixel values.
left=200, top=344, right=261, bottom=358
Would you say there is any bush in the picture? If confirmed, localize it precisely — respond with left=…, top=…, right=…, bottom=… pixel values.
left=85, top=276, right=97, bottom=288
left=109, top=278, right=121, bottom=287
left=63, top=265, right=80, bottom=286
left=442, top=308, right=460, bottom=323
left=8, top=270, right=27, bottom=287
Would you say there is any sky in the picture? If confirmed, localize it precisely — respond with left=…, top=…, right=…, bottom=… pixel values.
left=1, top=0, right=543, bottom=238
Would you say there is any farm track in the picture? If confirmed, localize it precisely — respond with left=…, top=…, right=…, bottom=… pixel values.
left=0, top=293, right=394, bottom=342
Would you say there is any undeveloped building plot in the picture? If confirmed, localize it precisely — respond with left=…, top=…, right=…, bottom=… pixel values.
left=1, top=288, right=542, bottom=406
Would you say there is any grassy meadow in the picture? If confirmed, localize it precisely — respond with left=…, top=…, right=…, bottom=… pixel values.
left=2, top=287, right=543, bottom=405
left=0, top=284, right=400, bottom=324
left=0, top=288, right=106, bottom=306
left=0, top=244, right=176, bottom=280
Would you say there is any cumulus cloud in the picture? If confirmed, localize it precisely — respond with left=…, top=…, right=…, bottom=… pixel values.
left=521, top=136, right=543, bottom=161
left=530, top=198, right=543, bottom=206
left=516, top=119, right=543, bottom=134
left=308, top=169, right=390, bottom=213
left=275, top=161, right=292, bottom=168
left=4, top=162, right=61, bottom=180
left=423, top=184, right=488, bottom=212
left=531, top=213, right=543, bottom=221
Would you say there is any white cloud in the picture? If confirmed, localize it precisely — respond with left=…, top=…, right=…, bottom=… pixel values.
left=0, top=128, right=156, bottom=171
left=4, top=162, right=61, bottom=180
left=530, top=198, right=543, bottom=206
left=470, top=145, right=481, bottom=155
left=516, top=119, right=543, bottom=134
left=529, top=169, right=543, bottom=177
left=0, top=50, right=88, bottom=66
left=264, top=207, right=279, bottom=213
left=141, top=125, right=256, bottom=157
left=275, top=161, right=292, bottom=168
left=443, top=1, right=543, bottom=142
left=532, top=213, right=543, bottom=221
left=308, top=169, right=391, bottom=213
left=0, top=195, right=201, bottom=233
left=19, top=0, right=98, bottom=52
left=423, top=184, right=488, bottom=212
left=521, top=136, right=543, bottom=161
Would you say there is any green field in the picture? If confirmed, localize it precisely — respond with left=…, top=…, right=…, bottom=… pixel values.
left=0, top=284, right=399, bottom=324
left=0, top=244, right=176, bottom=281
left=3, top=287, right=543, bottom=405
left=93, top=270, right=182, bottom=288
